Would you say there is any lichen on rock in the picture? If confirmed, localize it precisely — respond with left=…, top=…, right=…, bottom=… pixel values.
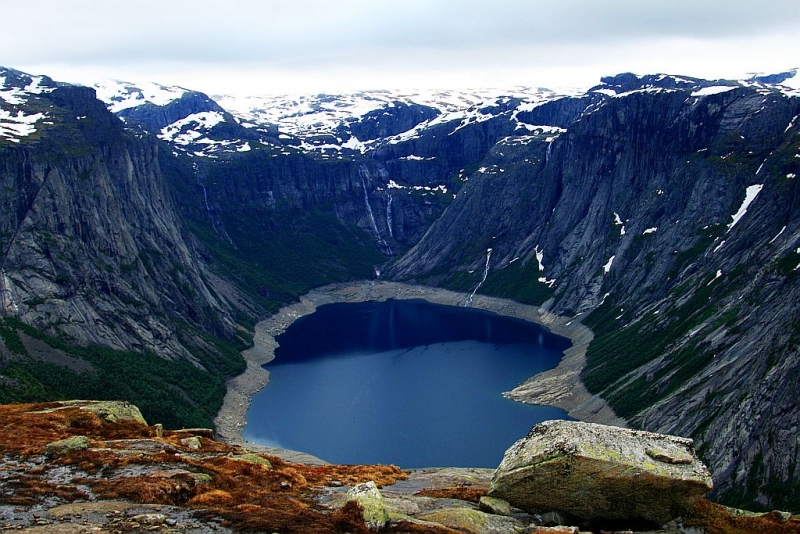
left=347, top=481, right=390, bottom=531
left=489, top=420, right=713, bottom=529
left=44, top=435, right=90, bottom=456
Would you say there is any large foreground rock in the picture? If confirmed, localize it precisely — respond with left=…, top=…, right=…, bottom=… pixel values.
left=489, top=420, right=713, bottom=528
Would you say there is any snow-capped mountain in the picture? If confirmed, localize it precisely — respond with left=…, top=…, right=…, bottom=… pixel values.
left=90, top=80, right=281, bottom=158
left=0, top=68, right=58, bottom=144
left=91, top=81, right=578, bottom=160
left=89, top=71, right=800, bottom=163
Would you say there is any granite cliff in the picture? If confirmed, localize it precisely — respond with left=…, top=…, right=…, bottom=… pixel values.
left=390, top=73, right=800, bottom=510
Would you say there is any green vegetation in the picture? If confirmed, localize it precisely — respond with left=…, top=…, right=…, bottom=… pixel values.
left=187, top=206, right=385, bottom=314
left=0, top=317, right=239, bottom=429
left=721, top=452, right=800, bottom=513
left=581, top=269, right=739, bottom=420
left=162, top=150, right=387, bottom=314
left=479, top=259, right=555, bottom=306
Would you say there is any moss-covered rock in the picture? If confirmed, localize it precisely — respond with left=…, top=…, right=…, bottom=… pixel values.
left=180, top=436, right=202, bottom=450
left=347, top=481, right=389, bottom=531
left=58, top=400, right=148, bottom=425
left=489, top=420, right=713, bottom=529
left=417, top=507, right=523, bottom=533
left=229, top=453, right=272, bottom=469
left=45, top=435, right=90, bottom=455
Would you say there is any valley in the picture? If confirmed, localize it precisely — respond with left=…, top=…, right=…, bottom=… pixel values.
left=1, top=65, right=799, bottom=512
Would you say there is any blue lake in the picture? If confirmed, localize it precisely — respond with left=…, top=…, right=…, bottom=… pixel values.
left=243, top=298, right=572, bottom=467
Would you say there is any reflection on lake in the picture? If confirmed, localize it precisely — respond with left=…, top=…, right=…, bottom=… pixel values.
left=244, top=299, right=571, bottom=467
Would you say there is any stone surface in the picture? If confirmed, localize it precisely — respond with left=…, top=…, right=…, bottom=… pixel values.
left=478, top=495, right=511, bottom=516
left=347, top=481, right=389, bottom=531
left=489, top=420, right=713, bottom=528
left=44, top=435, right=90, bottom=456
left=416, top=507, right=524, bottom=534
left=179, top=436, right=202, bottom=450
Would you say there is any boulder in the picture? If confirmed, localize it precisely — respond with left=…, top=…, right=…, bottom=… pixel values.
left=58, top=400, right=148, bottom=425
left=489, top=420, right=713, bottom=528
left=478, top=495, right=511, bottom=516
left=347, top=481, right=389, bottom=531
left=44, top=435, right=90, bottom=456
left=229, top=453, right=273, bottom=469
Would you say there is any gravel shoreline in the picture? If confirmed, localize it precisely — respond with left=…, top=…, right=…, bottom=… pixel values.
left=213, top=281, right=624, bottom=457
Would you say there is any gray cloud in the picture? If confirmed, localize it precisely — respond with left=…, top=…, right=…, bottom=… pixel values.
left=3, top=0, right=798, bottom=92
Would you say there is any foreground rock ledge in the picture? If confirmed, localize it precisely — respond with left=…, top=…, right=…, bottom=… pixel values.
left=489, top=420, right=713, bottom=528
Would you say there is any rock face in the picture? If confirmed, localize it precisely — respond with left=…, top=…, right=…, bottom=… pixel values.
left=388, top=74, right=800, bottom=509
left=489, top=420, right=713, bottom=528
left=0, top=69, right=239, bottom=361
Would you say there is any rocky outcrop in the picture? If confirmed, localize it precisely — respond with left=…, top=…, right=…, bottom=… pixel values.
left=489, top=420, right=713, bottom=529
left=341, top=101, right=440, bottom=142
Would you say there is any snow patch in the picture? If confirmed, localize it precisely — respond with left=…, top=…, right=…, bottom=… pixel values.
left=727, top=184, right=763, bottom=231
left=691, top=86, right=737, bottom=97
left=643, top=227, right=658, bottom=235
left=94, top=80, right=187, bottom=113
left=400, top=154, right=435, bottom=161
left=769, top=226, right=786, bottom=244
left=603, top=255, right=615, bottom=274
left=0, top=109, right=46, bottom=141
left=613, top=212, right=626, bottom=235
left=159, top=112, right=226, bottom=144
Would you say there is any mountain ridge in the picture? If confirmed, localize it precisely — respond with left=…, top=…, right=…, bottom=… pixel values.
left=1, top=65, right=799, bottom=511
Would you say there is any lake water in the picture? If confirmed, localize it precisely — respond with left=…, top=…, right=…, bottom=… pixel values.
left=243, top=298, right=572, bottom=467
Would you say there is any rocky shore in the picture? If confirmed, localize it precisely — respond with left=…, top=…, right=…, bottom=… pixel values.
left=214, top=281, right=624, bottom=456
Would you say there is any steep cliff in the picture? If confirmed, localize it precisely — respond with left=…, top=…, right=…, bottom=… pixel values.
left=0, top=68, right=241, bottom=357
left=0, top=68, right=250, bottom=427
left=389, top=74, right=800, bottom=510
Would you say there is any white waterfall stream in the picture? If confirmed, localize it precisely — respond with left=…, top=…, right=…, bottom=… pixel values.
left=0, top=270, right=18, bottom=314
left=464, top=248, right=492, bottom=307
left=386, top=194, right=394, bottom=238
left=360, top=176, right=393, bottom=255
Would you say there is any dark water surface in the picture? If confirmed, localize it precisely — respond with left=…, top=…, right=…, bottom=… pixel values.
left=244, top=299, right=572, bottom=467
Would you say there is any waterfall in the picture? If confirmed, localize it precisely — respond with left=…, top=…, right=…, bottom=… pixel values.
left=201, top=185, right=235, bottom=246
left=386, top=194, right=394, bottom=238
left=465, top=248, right=492, bottom=307
left=360, top=175, right=393, bottom=255
left=360, top=177, right=381, bottom=238
left=545, top=139, right=554, bottom=164
left=0, top=270, right=18, bottom=315
left=201, top=186, right=213, bottom=220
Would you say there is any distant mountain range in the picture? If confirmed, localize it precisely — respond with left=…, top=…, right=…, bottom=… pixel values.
left=1, top=65, right=798, bottom=511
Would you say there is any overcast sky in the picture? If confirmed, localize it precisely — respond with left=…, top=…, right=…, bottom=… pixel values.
left=3, top=0, right=799, bottom=96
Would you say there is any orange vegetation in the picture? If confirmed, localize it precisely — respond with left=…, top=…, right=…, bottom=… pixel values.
left=0, top=402, right=407, bottom=533
left=685, top=499, right=800, bottom=534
